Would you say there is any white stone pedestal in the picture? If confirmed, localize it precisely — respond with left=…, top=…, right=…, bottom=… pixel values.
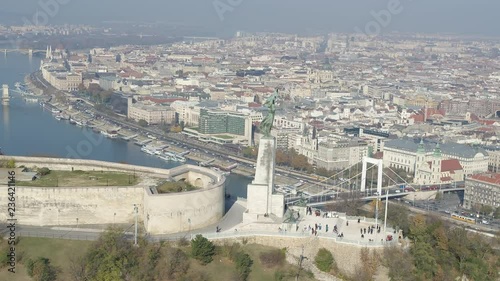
left=245, top=136, right=284, bottom=222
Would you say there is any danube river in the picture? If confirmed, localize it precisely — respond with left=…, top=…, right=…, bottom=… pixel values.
left=0, top=52, right=250, bottom=197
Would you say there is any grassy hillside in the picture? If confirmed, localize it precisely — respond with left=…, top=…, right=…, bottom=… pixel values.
left=0, top=234, right=317, bottom=281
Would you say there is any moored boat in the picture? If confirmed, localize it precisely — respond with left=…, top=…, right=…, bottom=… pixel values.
left=101, top=130, right=118, bottom=139
left=141, top=146, right=155, bottom=155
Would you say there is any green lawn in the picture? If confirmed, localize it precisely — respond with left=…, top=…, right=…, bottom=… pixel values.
left=0, top=237, right=92, bottom=281
left=17, top=170, right=139, bottom=187
left=156, top=181, right=199, bottom=193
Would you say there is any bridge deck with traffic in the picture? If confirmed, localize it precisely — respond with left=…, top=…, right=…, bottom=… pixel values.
left=293, top=187, right=465, bottom=208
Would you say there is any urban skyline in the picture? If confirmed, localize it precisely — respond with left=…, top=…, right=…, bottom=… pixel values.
left=1, top=1, right=500, bottom=36
left=0, top=2, right=500, bottom=280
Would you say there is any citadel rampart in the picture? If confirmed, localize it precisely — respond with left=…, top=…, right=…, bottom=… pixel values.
left=212, top=236, right=384, bottom=277
left=0, top=156, right=225, bottom=234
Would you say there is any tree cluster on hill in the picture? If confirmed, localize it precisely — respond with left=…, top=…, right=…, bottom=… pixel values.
left=65, top=230, right=266, bottom=281
left=0, top=237, right=57, bottom=281
left=217, top=241, right=254, bottom=281
left=350, top=248, right=380, bottom=281
left=382, top=214, right=500, bottom=281
left=314, top=248, right=336, bottom=273
left=191, top=235, right=216, bottom=265
left=323, top=200, right=499, bottom=281
left=234, top=251, right=253, bottom=281
left=69, top=229, right=210, bottom=281
left=26, top=257, right=58, bottom=281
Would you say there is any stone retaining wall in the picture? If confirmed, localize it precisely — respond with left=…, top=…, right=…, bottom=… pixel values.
left=1, top=156, right=171, bottom=177
left=213, top=235, right=384, bottom=277
left=0, top=156, right=226, bottom=234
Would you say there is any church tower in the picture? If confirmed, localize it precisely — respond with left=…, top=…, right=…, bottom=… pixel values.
left=431, top=143, right=442, bottom=182
left=414, top=138, right=426, bottom=177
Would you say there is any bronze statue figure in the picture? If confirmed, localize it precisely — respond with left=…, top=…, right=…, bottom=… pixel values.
left=259, top=89, right=278, bottom=137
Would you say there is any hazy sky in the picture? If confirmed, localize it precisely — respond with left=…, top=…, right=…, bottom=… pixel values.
left=4, top=0, right=500, bottom=36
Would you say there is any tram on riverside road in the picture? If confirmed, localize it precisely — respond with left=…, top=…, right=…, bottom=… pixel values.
left=451, top=213, right=476, bottom=224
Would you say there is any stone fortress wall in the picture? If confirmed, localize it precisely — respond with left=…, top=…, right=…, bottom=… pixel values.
left=0, top=156, right=225, bottom=234
left=213, top=236, right=384, bottom=277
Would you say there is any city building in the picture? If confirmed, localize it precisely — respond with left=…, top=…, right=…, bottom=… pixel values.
left=183, top=108, right=252, bottom=145
left=127, top=98, right=175, bottom=125
left=315, top=138, right=369, bottom=171
left=170, top=101, right=201, bottom=127
left=199, top=109, right=246, bottom=135
left=487, top=149, right=500, bottom=173
left=439, top=99, right=500, bottom=118
left=297, top=134, right=318, bottom=164
left=413, top=142, right=465, bottom=185
left=274, top=116, right=304, bottom=130
left=99, top=75, right=119, bottom=91
left=383, top=138, right=489, bottom=177
left=344, top=127, right=390, bottom=153
left=464, top=173, right=500, bottom=211
left=271, top=128, right=303, bottom=150
left=41, top=60, right=83, bottom=92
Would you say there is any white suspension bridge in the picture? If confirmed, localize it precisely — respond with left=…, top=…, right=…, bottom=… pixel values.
left=284, top=157, right=464, bottom=207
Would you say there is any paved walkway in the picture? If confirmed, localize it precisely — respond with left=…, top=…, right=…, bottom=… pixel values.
left=191, top=203, right=399, bottom=246
left=229, top=207, right=396, bottom=245
left=3, top=201, right=397, bottom=247
left=289, top=212, right=395, bottom=244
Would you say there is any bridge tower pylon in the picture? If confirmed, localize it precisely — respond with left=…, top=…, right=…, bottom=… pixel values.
left=360, top=157, right=385, bottom=231
left=360, top=157, right=383, bottom=195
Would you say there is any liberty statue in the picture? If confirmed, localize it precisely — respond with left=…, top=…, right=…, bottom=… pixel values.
left=259, top=89, right=278, bottom=137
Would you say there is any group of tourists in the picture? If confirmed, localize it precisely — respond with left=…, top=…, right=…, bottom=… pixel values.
left=360, top=225, right=381, bottom=238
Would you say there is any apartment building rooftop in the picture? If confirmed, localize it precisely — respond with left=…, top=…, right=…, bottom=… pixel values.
left=468, top=173, right=500, bottom=185
left=385, top=138, right=488, bottom=158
